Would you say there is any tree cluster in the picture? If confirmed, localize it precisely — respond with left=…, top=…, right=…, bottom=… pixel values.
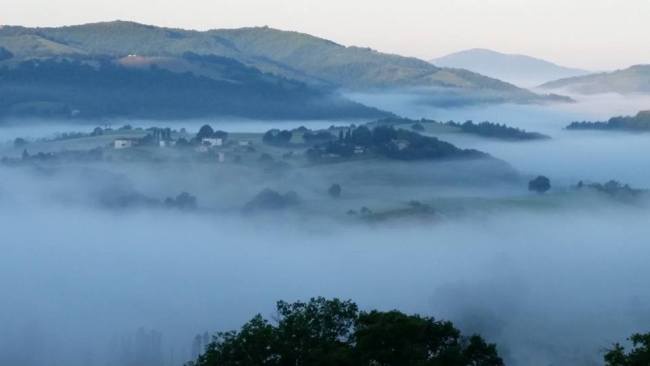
left=263, top=129, right=293, bottom=146
left=243, top=188, right=300, bottom=212
left=449, top=120, right=549, bottom=140
left=308, top=125, right=485, bottom=162
left=196, top=124, right=229, bottom=141
left=576, top=180, right=643, bottom=198
left=605, top=332, right=650, bottom=366
left=567, top=111, right=650, bottom=131
left=188, top=297, right=503, bottom=366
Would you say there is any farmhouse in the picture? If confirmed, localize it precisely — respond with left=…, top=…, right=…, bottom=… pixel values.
left=202, top=138, right=223, bottom=147
left=113, top=138, right=138, bottom=149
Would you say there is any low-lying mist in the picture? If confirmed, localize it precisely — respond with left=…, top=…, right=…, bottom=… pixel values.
left=1, top=93, right=649, bottom=366
left=1, top=174, right=649, bottom=366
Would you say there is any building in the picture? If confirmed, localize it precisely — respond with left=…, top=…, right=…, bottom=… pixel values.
left=113, top=139, right=137, bottom=149
left=159, top=140, right=176, bottom=148
left=393, top=139, right=410, bottom=151
left=202, top=138, right=223, bottom=147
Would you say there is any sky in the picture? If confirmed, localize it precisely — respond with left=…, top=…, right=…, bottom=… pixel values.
left=3, top=0, right=650, bottom=71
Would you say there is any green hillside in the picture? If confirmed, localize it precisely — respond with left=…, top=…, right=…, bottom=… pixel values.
left=0, top=21, right=559, bottom=102
left=0, top=56, right=388, bottom=120
left=540, top=65, right=650, bottom=94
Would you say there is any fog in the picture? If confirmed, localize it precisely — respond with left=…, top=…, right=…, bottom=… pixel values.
left=1, top=94, right=650, bottom=366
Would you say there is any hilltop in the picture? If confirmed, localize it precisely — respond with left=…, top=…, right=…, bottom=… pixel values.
left=540, top=64, right=650, bottom=94
left=431, top=48, right=589, bottom=87
left=0, top=21, right=563, bottom=104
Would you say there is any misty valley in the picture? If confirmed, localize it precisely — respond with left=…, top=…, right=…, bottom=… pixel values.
left=2, top=94, right=650, bottom=366
left=2, top=15, right=650, bottom=366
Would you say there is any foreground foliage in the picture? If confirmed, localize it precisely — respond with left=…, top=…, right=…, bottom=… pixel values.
left=187, top=297, right=504, bottom=366
left=605, top=333, right=650, bottom=366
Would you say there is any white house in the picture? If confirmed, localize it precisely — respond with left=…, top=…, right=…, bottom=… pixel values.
left=114, top=139, right=136, bottom=149
left=202, top=138, right=223, bottom=147
left=393, top=139, right=410, bottom=151
left=159, top=140, right=176, bottom=148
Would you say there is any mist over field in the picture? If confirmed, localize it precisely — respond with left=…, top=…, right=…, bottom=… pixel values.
left=1, top=92, right=649, bottom=366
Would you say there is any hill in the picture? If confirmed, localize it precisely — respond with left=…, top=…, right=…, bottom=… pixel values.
left=0, top=56, right=387, bottom=120
left=0, top=21, right=563, bottom=105
left=566, top=110, right=650, bottom=131
left=431, top=48, right=589, bottom=87
left=540, top=65, right=650, bottom=94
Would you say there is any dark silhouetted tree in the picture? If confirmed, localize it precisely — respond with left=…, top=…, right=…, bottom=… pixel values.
left=529, top=176, right=551, bottom=194
left=328, top=184, right=342, bottom=198
left=187, top=298, right=503, bottom=366
left=197, top=125, right=215, bottom=139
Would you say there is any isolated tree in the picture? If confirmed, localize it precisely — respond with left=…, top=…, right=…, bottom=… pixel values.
left=328, top=184, right=342, bottom=198
left=197, top=124, right=215, bottom=139
left=605, top=333, right=650, bottom=366
left=528, top=175, right=551, bottom=194
left=13, top=137, right=28, bottom=148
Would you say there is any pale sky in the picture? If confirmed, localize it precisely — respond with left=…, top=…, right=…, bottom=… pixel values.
left=3, top=0, right=650, bottom=70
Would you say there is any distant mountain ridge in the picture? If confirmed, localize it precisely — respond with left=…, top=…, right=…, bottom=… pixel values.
left=431, top=48, right=590, bottom=87
left=540, top=65, right=650, bottom=95
left=0, top=21, right=561, bottom=104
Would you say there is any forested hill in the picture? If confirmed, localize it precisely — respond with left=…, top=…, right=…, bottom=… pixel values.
left=1, top=21, right=563, bottom=103
left=566, top=111, right=650, bottom=131
left=0, top=56, right=389, bottom=119
left=540, top=65, right=650, bottom=94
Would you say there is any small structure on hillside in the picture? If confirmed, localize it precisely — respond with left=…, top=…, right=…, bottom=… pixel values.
left=202, top=138, right=223, bottom=147
left=113, top=138, right=137, bottom=149
left=393, top=139, right=410, bottom=151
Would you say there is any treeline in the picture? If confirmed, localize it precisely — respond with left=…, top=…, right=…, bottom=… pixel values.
left=567, top=111, right=650, bottom=131
left=307, top=125, right=487, bottom=161
left=448, top=120, right=549, bottom=140
left=0, top=57, right=386, bottom=120
left=374, top=117, right=549, bottom=141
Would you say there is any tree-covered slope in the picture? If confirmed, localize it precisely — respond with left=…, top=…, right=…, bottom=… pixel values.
left=0, top=57, right=388, bottom=119
left=0, top=21, right=561, bottom=102
left=540, top=65, right=650, bottom=94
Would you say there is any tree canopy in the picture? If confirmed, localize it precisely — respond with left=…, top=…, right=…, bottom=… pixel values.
left=605, top=332, right=650, bottom=366
left=528, top=176, right=551, bottom=194
left=187, top=297, right=504, bottom=366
